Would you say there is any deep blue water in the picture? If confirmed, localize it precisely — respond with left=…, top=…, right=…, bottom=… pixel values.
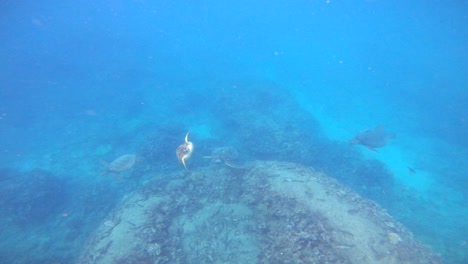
left=0, top=0, right=467, bottom=263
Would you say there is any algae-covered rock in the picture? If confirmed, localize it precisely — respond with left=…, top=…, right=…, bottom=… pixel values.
left=209, top=80, right=323, bottom=162
left=0, top=168, right=69, bottom=224
left=78, top=161, right=441, bottom=264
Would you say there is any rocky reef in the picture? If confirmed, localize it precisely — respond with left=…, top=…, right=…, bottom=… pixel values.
left=209, top=80, right=325, bottom=162
left=77, top=161, right=441, bottom=264
left=0, top=168, right=69, bottom=224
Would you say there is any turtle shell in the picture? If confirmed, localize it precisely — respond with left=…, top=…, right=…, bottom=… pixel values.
left=108, top=154, right=136, bottom=172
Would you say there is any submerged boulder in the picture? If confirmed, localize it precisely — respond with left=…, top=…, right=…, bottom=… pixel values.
left=0, top=168, right=69, bottom=224
left=78, top=161, right=440, bottom=264
left=209, top=80, right=324, bottom=163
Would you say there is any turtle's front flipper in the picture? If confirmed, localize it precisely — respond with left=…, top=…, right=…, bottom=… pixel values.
left=366, top=146, right=379, bottom=153
left=224, top=160, right=241, bottom=169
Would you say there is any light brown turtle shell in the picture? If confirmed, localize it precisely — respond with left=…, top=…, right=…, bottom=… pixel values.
left=108, top=154, right=136, bottom=172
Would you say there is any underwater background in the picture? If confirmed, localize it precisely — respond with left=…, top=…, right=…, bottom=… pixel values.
left=0, top=0, right=466, bottom=263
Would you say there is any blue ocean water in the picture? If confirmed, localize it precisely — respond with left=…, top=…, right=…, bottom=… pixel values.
left=0, top=0, right=466, bottom=263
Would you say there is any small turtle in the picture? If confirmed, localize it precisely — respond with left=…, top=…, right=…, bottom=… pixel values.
left=102, top=154, right=137, bottom=176
left=350, top=126, right=395, bottom=152
left=176, top=132, right=194, bottom=170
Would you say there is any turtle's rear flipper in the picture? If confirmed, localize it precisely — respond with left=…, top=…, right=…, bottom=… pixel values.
left=100, top=161, right=110, bottom=176
left=110, top=171, right=125, bottom=182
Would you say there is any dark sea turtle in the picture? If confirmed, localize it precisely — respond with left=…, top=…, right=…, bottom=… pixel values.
left=350, top=126, right=395, bottom=152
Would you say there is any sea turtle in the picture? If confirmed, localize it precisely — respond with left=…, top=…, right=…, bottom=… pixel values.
left=176, top=132, right=194, bottom=170
left=102, top=154, right=137, bottom=175
left=204, top=146, right=242, bottom=168
left=350, top=126, right=395, bottom=152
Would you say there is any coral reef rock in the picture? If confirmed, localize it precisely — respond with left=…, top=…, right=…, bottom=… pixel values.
left=0, top=168, right=69, bottom=224
left=78, top=161, right=441, bottom=264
